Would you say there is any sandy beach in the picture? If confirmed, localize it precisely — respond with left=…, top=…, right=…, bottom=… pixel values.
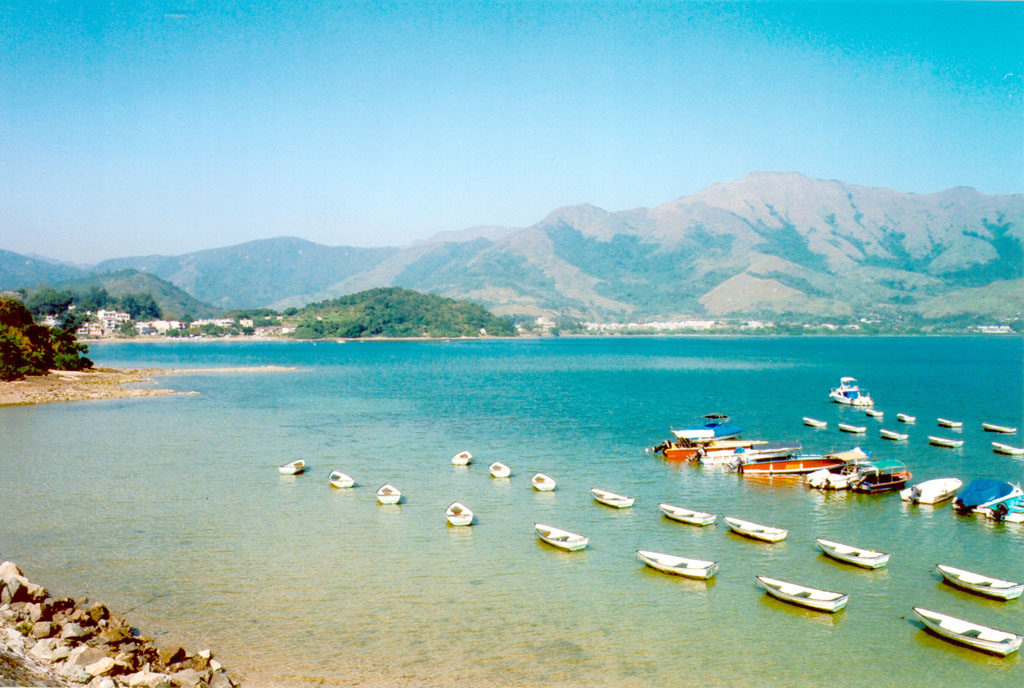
left=0, top=366, right=296, bottom=407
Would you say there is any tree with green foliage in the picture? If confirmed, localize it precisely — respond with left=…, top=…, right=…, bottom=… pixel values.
left=0, top=297, right=92, bottom=380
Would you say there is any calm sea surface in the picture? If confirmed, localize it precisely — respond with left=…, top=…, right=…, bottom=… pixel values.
left=1, top=336, right=1022, bottom=686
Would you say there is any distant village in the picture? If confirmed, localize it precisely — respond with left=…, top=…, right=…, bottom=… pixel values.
left=36, top=308, right=295, bottom=339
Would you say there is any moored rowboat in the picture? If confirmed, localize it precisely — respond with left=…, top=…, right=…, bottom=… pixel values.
left=803, top=417, right=827, bottom=428
left=896, top=413, right=916, bottom=423
left=444, top=501, right=474, bottom=526
left=913, top=607, right=1022, bottom=656
left=757, top=576, right=848, bottom=612
left=865, top=408, right=883, bottom=418
left=838, top=423, right=866, bottom=434
left=636, top=550, right=718, bottom=579
left=278, top=459, right=306, bottom=475
left=982, top=423, right=1017, bottom=434
left=815, top=538, right=890, bottom=569
left=929, top=436, right=963, bottom=448
left=376, top=483, right=401, bottom=504
left=992, top=442, right=1024, bottom=456
left=658, top=503, right=716, bottom=526
left=591, top=488, right=635, bottom=508
left=880, top=428, right=908, bottom=441
left=936, top=564, right=1023, bottom=600
left=328, top=470, right=354, bottom=488
left=937, top=418, right=962, bottom=428
left=535, top=523, right=587, bottom=551
left=451, top=450, right=473, bottom=466
left=488, top=461, right=512, bottom=477
left=531, top=473, right=556, bottom=491
left=724, top=517, right=787, bottom=543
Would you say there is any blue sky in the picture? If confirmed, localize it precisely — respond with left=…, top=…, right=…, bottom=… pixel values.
left=2, top=1, right=1022, bottom=263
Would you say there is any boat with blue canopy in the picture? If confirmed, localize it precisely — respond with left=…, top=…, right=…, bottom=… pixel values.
left=829, top=377, right=874, bottom=407
left=653, top=414, right=744, bottom=460
left=953, top=479, right=1024, bottom=516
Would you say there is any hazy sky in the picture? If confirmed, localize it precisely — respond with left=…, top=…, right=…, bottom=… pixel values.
left=2, top=1, right=1022, bottom=263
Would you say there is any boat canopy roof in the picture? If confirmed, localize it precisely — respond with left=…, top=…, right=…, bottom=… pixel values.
left=862, top=458, right=905, bottom=473
left=957, top=479, right=1016, bottom=508
left=829, top=447, right=870, bottom=462
left=840, top=376, right=858, bottom=383
left=672, top=423, right=743, bottom=441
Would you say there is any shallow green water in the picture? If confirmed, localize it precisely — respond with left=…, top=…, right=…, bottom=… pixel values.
left=1, top=337, right=1022, bottom=686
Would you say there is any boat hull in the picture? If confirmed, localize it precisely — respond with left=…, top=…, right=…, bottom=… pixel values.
left=659, top=503, right=716, bottom=526
left=992, top=442, right=1024, bottom=456
left=488, top=462, right=511, bottom=477
left=900, top=478, right=961, bottom=505
left=914, top=608, right=1022, bottom=656
left=758, top=576, right=848, bottom=612
left=636, top=551, right=717, bottom=579
left=535, top=524, right=587, bottom=551
left=816, top=538, right=889, bottom=569
left=929, top=436, right=963, bottom=448
left=725, top=517, right=787, bottom=543
left=739, top=456, right=844, bottom=475
left=937, top=565, right=1023, bottom=600
left=983, top=423, right=1018, bottom=434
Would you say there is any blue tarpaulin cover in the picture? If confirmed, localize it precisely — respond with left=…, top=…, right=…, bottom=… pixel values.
left=956, top=479, right=1014, bottom=508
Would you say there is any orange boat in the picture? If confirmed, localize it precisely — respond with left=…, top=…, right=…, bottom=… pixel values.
left=652, top=415, right=745, bottom=461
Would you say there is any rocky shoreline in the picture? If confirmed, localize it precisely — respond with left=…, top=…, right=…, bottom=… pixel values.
left=0, top=561, right=241, bottom=687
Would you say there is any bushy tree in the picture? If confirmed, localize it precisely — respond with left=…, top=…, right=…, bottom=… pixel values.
left=0, top=297, right=92, bottom=380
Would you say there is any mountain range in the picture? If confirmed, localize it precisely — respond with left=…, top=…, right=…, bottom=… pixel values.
left=4, top=172, right=1022, bottom=321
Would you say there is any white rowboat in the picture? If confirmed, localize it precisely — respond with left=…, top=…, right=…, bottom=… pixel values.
left=880, top=429, right=908, bottom=441
left=937, top=418, right=962, bottom=429
left=913, top=607, right=1022, bottom=656
left=803, top=417, right=827, bottom=428
left=816, top=538, right=890, bottom=569
left=328, top=470, right=354, bottom=488
left=838, top=423, right=866, bottom=434
left=936, top=564, right=1023, bottom=600
left=992, top=442, right=1024, bottom=456
left=724, top=517, right=788, bottom=543
left=757, top=576, right=848, bottom=612
left=983, top=423, right=1018, bottom=434
left=591, top=488, right=635, bottom=508
left=636, top=550, right=718, bottom=579
left=535, top=523, right=587, bottom=551
left=900, top=478, right=962, bottom=504
left=376, top=484, right=401, bottom=504
left=444, top=501, right=474, bottom=526
left=451, top=450, right=473, bottom=466
left=278, top=459, right=306, bottom=475
left=896, top=413, right=916, bottom=424
left=865, top=409, right=883, bottom=418
left=929, top=436, right=963, bottom=448
left=531, top=473, right=556, bottom=491
left=488, top=461, right=511, bottom=477
left=658, top=503, right=716, bottom=526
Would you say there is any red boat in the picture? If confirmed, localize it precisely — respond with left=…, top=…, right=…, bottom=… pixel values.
left=738, top=451, right=845, bottom=476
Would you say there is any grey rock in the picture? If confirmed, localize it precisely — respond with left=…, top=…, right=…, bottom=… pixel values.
left=60, top=660, right=94, bottom=683
left=30, top=621, right=54, bottom=638
left=68, top=644, right=108, bottom=668
left=62, top=621, right=89, bottom=639
left=85, top=656, right=118, bottom=676
left=208, top=673, right=233, bottom=688
left=124, top=669, right=174, bottom=688
left=169, top=668, right=203, bottom=687
left=88, top=678, right=118, bottom=688
left=0, top=560, right=23, bottom=583
left=27, top=637, right=70, bottom=663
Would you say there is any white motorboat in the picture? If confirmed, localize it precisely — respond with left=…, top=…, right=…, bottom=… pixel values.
left=936, top=564, right=1022, bottom=600
left=838, top=423, right=867, bottom=434
left=451, top=450, right=473, bottom=466
left=488, top=461, right=511, bottom=477
left=531, top=473, right=556, bottom=491
left=829, top=377, right=874, bottom=406
left=929, top=436, right=964, bottom=448
left=535, top=523, right=587, bottom=551
left=896, top=413, right=916, bottom=424
left=865, top=409, right=883, bottom=418
left=900, top=478, right=961, bottom=504
left=804, top=448, right=873, bottom=490
left=757, top=576, right=848, bottom=613
left=913, top=607, right=1022, bottom=656
left=937, top=418, right=962, bottom=429
left=724, top=517, right=787, bottom=543
left=328, top=470, right=355, bottom=488
left=992, top=442, right=1024, bottom=456
left=983, top=422, right=1018, bottom=434
left=636, top=550, right=718, bottom=579
left=591, top=488, right=635, bottom=508
left=376, top=483, right=401, bottom=504
left=658, top=503, right=716, bottom=526
left=278, top=459, right=306, bottom=475
left=880, top=428, right=908, bottom=441
left=444, top=501, right=474, bottom=526
left=803, top=417, right=827, bottom=428
left=815, top=538, right=890, bottom=569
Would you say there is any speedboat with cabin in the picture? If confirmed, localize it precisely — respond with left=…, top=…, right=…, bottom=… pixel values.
left=850, top=459, right=911, bottom=493
left=829, top=377, right=873, bottom=406
left=953, top=479, right=1024, bottom=515
left=805, top=448, right=873, bottom=490
left=900, top=478, right=961, bottom=505
left=652, top=414, right=743, bottom=460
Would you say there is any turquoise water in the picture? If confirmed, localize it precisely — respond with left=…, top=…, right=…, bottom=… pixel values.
left=1, top=336, right=1022, bottom=686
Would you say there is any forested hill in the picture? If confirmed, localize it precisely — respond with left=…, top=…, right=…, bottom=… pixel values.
left=292, top=287, right=516, bottom=339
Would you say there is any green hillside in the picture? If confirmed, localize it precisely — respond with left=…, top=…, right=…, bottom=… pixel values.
left=293, top=287, right=516, bottom=339
left=48, top=270, right=220, bottom=319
